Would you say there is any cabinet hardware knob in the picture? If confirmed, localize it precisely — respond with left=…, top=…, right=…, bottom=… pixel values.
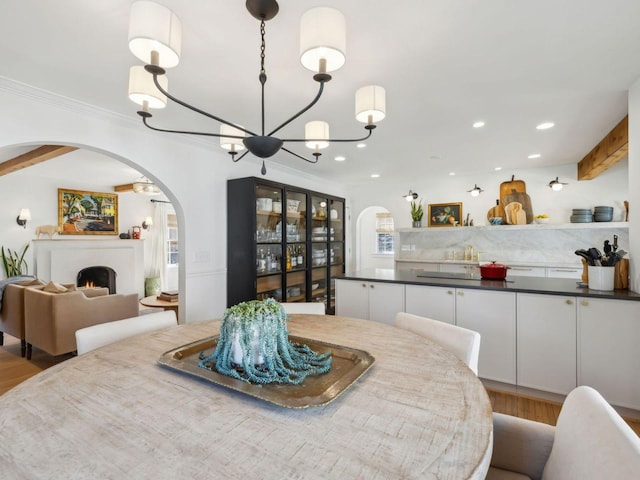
left=361, top=284, right=366, bottom=288
left=581, top=300, right=589, bottom=306
left=447, top=291, right=453, bottom=295
left=457, top=291, right=464, bottom=296
left=370, top=285, right=374, bottom=288
left=565, top=299, right=573, bottom=305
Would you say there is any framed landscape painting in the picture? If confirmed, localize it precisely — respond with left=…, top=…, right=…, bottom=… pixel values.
left=428, top=202, right=462, bottom=227
left=58, top=188, right=118, bottom=235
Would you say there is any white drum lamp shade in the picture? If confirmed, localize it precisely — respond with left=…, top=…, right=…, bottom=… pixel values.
left=128, top=66, right=168, bottom=108
left=18, top=209, right=31, bottom=221
left=305, top=121, right=330, bottom=149
left=129, top=0, right=182, bottom=68
left=220, top=124, right=246, bottom=151
left=299, top=7, right=346, bottom=73
left=356, top=85, right=386, bottom=124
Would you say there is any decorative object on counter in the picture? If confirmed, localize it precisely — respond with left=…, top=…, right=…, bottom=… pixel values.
left=489, top=217, right=502, bottom=225
left=547, top=176, right=568, bottom=191
left=588, top=266, right=615, bottom=291
left=500, top=175, right=533, bottom=224
left=624, top=200, right=629, bottom=221
left=35, top=225, right=59, bottom=238
left=1, top=244, right=30, bottom=277
left=534, top=214, right=549, bottom=224
left=574, top=246, right=626, bottom=267
left=479, top=261, right=510, bottom=280
left=570, top=208, right=593, bottom=223
left=128, top=1, right=385, bottom=176
left=198, top=299, right=332, bottom=384
left=131, top=226, right=142, bottom=239
left=504, top=201, right=527, bottom=225
left=410, top=200, right=424, bottom=228
left=593, top=205, right=613, bottom=222
left=403, top=190, right=419, bottom=202
left=428, top=202, right=462, bottom=227
left=487, top=199, right=500, bottom=220
left=467, top=184, right=483, bottom=197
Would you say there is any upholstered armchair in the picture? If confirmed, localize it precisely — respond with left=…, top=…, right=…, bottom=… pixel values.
left=487, top=385, right=640, bottom=479
left=24, top=286, right=139, bottom=359
left=0, top=279, right=44, bottom=357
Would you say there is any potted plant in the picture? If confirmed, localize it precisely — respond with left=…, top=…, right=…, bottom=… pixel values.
left=410, top=200, right=424, bottom=228
left=1, top=244, right=30, bottom=277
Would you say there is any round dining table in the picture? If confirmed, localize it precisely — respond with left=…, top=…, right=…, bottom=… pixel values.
left=0, top=315, right=492, bottom=479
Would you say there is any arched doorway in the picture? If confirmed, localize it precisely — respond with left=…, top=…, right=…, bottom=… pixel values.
left=355, top=206, right=395, bottom=271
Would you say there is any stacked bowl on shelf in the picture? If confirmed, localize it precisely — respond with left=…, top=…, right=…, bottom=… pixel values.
left=570, top=208, right=593, bottom=223
left=593, top=206, right=614, bottom=222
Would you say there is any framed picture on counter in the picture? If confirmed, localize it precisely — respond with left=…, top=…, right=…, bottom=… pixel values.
left=428, top=202, right=462, bottom=227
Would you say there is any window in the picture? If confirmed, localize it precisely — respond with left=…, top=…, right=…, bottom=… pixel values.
left=167, top=214, right=178, bottom=265
left=375, top=212, right=394, bottom=254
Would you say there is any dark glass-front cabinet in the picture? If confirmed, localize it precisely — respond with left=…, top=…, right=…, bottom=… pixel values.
left=227, top=177, right=345, bottom=314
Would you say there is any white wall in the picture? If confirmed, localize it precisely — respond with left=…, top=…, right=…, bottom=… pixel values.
left=628, top=81, right=640, bottom=292
left=0, top=79, right=346, bottom=323
left=344, top=160, right=629, bottom=272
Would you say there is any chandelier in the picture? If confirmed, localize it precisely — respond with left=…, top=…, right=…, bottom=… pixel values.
left=127, top=0, right=386, bottom=175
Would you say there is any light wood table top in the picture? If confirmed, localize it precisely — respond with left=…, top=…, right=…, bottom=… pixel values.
left=139, top=295, right=179, bottom=314
left=0, top=315, right=492, bottom=479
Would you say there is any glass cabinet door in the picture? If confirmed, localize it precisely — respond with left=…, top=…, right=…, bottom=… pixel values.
left=329, top=199, right=343, bottom=241
left=256, top=185, right=283, bottom=301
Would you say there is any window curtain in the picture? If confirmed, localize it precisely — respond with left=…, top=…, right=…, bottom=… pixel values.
left=150, top=202, right=169, bottom=289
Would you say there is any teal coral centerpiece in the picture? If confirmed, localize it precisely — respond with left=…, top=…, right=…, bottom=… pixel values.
left=198, top=298, right=332, bottom=384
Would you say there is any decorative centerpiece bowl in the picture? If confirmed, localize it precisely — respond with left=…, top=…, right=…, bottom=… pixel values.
left=198, top=299, right=332, bottom=385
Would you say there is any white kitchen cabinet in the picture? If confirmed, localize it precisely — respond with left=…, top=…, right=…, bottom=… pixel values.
left=335, top=279, right=404, bottom=324
left=456, top=289, right=517, bottom=383
left=578, top=298, right=640, bottom=410
left=517, top=293, right=576, bottom=394
left=404, top=284, right=456, bottom=324
left=547, top=267, right=582, bottom=279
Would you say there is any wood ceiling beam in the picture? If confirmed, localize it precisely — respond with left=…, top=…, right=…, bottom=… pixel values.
left=113, top=183, right=134, bottom=192
left=577, top=115, right=628, bottom=180
left=0, top=145, right=77, bottom=177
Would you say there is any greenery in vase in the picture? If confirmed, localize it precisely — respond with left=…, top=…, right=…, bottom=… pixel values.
left=1, top=244, right=29, bottom=277
left=410, top=200, right=424, bottom=221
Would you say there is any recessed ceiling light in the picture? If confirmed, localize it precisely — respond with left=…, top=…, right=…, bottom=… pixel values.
left=528, top=153, right=541, bottom=159
left=334, top=155, right=346, bottom=162
left=494, top=166, right=502, bottom=171
left=370, top=173, right=380, bottom=178
left=449, top=172, right=456, bottom=176
left=357, top=143, right=367, bottom=149
left=473, top=121, right=485, bottom=128
left=536, top=122, right=555, bottom=130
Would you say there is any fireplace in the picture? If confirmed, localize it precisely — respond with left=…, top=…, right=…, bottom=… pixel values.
left=77, top=266, right=117, bottom=294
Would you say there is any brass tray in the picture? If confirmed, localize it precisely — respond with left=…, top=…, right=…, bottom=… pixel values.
left=158, top=335, right=375, bottom=408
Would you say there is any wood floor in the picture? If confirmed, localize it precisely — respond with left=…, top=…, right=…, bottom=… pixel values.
left=1, top=333, right=639, bottom=436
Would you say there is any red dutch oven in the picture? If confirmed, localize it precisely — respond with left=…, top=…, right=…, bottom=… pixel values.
left=479, top=261, right=510, bottom=280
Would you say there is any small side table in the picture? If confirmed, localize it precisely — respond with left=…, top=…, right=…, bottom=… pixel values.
left=140, top=295, right=179, bottom=317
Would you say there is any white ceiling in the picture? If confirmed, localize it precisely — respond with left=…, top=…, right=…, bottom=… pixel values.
left=2, top=0, right=640, bottom=187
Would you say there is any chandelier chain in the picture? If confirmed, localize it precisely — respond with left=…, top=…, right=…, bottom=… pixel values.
left=260, top=20, right=266, bottom=75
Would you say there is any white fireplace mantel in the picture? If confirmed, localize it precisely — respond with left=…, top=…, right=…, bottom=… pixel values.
left=33, top=239, right=145, bottom=297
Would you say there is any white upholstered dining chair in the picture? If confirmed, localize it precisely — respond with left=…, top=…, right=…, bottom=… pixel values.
left=281, top=302, right=325, bottom=315
left=487, top=385, right=640, bottom=480
left=393, top=312, right=481, bottom=374
left=75, top=310, right=177, bottom=355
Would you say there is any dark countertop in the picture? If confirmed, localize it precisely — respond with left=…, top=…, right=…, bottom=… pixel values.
left=337, top=269, right=640, bottom=302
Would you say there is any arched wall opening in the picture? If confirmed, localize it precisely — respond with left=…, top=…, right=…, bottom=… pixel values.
left=355, top=206, right=395, bottom=271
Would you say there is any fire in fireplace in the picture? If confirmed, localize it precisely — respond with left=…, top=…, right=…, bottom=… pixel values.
left=77, top=266, right=117, bottom=294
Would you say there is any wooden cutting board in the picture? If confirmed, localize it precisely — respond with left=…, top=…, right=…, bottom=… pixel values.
left=504, top=201, right=527, bottom=225
left=499, top=175, right=527, bottom=221
left=503, top=190, right=534, bottom=224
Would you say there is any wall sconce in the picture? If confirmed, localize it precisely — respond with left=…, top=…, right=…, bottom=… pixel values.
left=548, top=177, right=568, bottom=191
left=16, top=208, right=31, bottom=228
left=142, top=216, right=153, bottom=230
left=467, top=184, right=484, bottom=197
left=403, top=190, right=419, bottom=202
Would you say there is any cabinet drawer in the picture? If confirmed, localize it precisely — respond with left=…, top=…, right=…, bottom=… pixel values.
left=547, top=267, right=581, bottom=279
left=507, top=266, right=546, bottom=277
